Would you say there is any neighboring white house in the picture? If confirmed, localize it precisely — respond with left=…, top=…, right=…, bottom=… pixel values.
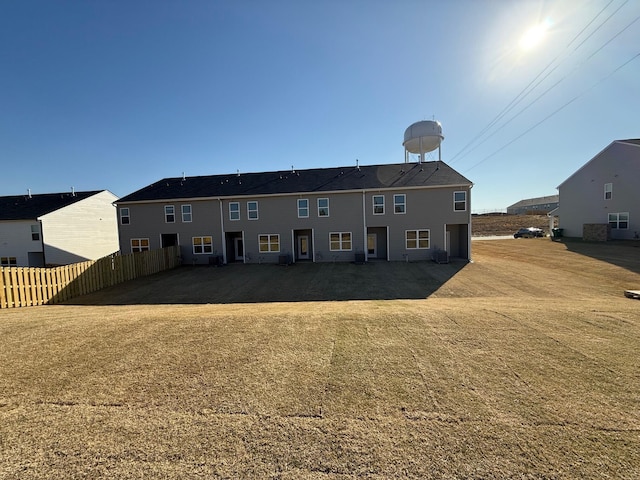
left=0, top=190, right=120, bottom=267
left=553, top=139, right=640, bottom=240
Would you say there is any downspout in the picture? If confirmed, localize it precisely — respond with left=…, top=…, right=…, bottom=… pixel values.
left=362, top=190, right=367, bottom=261
left=37, top=218, right=46, bottom=267
left=218, top=199, right=227, bottom=264
left=468, top=184, right=474, bottom=263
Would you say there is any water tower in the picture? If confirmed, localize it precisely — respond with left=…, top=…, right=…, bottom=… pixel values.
left=403, top=120, right=444, bottom=163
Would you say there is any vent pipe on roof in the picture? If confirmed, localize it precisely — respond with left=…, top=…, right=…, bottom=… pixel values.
left=71, top=187, right=75, bottom=197
left=182, top=172, right=186, bottom=181
left=28, top=189, right=32, bottom=199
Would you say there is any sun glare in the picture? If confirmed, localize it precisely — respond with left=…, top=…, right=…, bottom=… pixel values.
left=519, top=19, right=551, bottom=51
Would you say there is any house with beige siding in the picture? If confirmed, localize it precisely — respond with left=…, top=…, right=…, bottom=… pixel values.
left=115, top=161, right=473, bottom=265
left=553, top=139, right=640, bottom=240
left=0, top=190, right=119, bottom=266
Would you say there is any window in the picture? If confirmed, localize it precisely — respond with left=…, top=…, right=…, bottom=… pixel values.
left=120, top=207, right=130, bottom=225
left=248, top=201, right=259, bottom=220
left=406, top=229, right=430, bottom=249
left=258, top=234, right=280, bottom=253
left=373, top=195, right=385, bottom=215
left=394, top=194, right=406, bottom=214
left=454, top=191, right=467, bottom=211
left=164, top=205, right=175, bottom=223
left=608, top=212, right=629, bottom=229
left=330, top=232, right=352, bottom=251
left=1, top=257, right=17, bottom=267
left=229, top=202, right=240, bottom=221
left=318, top=198, right=329, bottom=217
left=181, top=205, right=192, bottom=222
left=31, top=225, right=40, bottom=241
left=604, top=183, right=613, bottom=200
left=192, top=236, right=213, bottom=254
left=298, top=199, right=309, bottom=218
left=131, top=238, right=150, bottom=253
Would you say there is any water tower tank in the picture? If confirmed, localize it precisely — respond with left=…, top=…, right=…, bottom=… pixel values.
left=403, top=120, right=444, bottom=155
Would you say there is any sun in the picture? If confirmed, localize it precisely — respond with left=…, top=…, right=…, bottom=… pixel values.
left=519, top=19, right=551, bottom=51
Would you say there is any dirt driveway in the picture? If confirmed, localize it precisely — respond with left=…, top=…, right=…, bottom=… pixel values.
left=66, top=238, right=640, bottom=305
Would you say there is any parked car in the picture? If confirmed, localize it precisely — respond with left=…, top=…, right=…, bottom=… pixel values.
left=514, top=227, right=545, bottom=238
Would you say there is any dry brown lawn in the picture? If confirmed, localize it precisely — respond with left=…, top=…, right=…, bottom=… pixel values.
left=1, top=238, right=639, bottom=479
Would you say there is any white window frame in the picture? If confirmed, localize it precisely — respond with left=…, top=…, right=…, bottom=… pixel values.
left=192, top=236, right=213, bottom=254
left=164, top=205, right=175, bottom=223
left=394, top=194, right=406, bottom=214
left=258, top=234, right=280, bottom=253
left=31, top=224, right=40, bottom=241
left=329, top=232, right=352, bottom=251
left=454, top=191, right=467, bottom=212
left=181, top=204, right=192, bottom=223
left=297, top=198, right=309, bottom=218
left=608, top=212, right=629, bottom=229
left=120, top=207, right=130, bottom=225
left=604, top=183, right=613, bottom=200
left=247, top=201, right=259, bottom=220
left=318, top=198, right=330, bottom=217
left=229, top=202, right=240, bottom=221
left=405, top=229, right=430, bottom=249
left=373, top=195, right=385, bottom=215
left=131, top=238, right=150, bottom=253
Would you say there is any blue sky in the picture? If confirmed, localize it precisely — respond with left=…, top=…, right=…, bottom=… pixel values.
left=2, top=0, right=639, bottom=212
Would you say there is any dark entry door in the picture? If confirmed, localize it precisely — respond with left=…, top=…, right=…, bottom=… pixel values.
left=161, top=233, right=178, bottom=248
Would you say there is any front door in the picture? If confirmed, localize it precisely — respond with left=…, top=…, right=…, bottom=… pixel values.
left=297, top=235, right=310, bottom=260
left=367, top=233, right=377, bottom=258
left=234, top=237, right=244, bottom=261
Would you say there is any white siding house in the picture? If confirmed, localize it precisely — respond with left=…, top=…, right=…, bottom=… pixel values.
left=0, top=190, right=120, bottom=267
left=555, top=139, right=640, bottom=240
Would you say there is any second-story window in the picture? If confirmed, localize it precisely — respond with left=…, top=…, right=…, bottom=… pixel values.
left=394, top=194, right=406, bottom=214
left=298, top=199, right=309, bottom=218
left=318, top=198, right=329, bottom=217
left=165, top=205, right=175, bottom=223
left=120, top=207, right=130, bottom=225
left=181, top=205, right=192, bottom=222
left=31, top=225, right=40, bottom=241
left=248, top=201, right=259, bottom=220
left=373, top=195, right=384, bottom=215
left=229, top=202, right=240, bottom=221
left=454, top=191, right=467, bottom=211
left=604, top=183, right=613, bottom=200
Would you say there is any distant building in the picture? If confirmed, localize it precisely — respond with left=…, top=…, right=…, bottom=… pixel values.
left=552, top=139, right=639, bottom=240
left=507, top=195, right=559, bottom=215
left=0, top=190, right=119, bottom=267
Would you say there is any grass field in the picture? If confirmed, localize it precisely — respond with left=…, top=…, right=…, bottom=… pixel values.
left=1, top=239, right=639, bottom=479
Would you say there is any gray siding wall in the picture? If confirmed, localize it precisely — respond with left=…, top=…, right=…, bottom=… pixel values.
left=0, top=220, right=43, bottom=266
left=118, top=185, right=472, bottom=264
left=559, top=142, right=639, bottom=239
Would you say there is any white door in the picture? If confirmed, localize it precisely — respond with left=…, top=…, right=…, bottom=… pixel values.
left=367, top=233, right=377, bottom=258
left=234, top=237, right=244, bottom=261
left=297, top=235, right=310, bottom=260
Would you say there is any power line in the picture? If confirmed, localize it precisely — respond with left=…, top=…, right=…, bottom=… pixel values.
left=449, top=0, right=625, bottom=165
left=463, top=52, right=640, bottom=173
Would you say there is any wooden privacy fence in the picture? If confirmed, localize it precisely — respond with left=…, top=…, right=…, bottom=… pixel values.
left=0, top=246, right=181, bottom=309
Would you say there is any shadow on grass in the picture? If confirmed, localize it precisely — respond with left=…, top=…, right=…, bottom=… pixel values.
left=63, top=260, right=468, bottom=305
left=558, top=238, right=640, bottom=276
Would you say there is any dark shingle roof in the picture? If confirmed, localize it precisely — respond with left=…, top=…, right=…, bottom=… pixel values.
left=619, top=139, right=640, bottom=146
left=0, top=191, right=103, bottom=221
left=117, top=161, right=472, bottom=203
